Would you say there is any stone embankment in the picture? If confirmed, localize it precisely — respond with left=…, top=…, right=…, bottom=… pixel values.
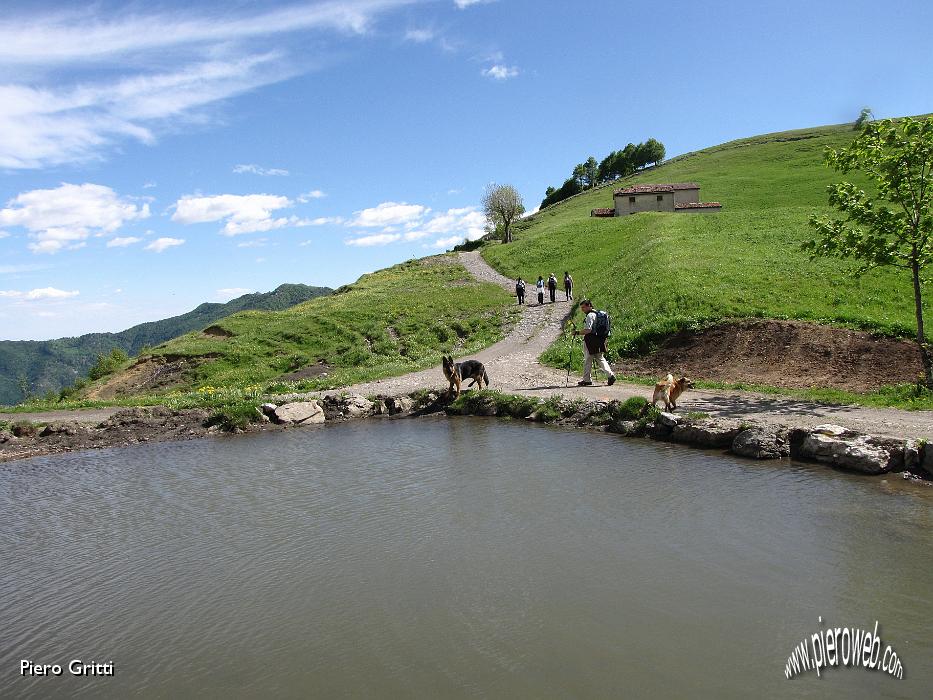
left=4, top=391, right=929, bottom=485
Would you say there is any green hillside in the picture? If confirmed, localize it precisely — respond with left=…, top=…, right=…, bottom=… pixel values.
left=89, top=255, right=513, bottom=396
left=0, top=283, right=331, bottom=405
left=484, top=121, right=920, bottom=367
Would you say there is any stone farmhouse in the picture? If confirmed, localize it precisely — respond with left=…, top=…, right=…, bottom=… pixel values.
left=591, top=182, right=721, bottom=217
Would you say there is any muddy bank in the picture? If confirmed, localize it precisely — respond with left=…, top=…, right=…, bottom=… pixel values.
left=618, top=319, right=922, bottom=392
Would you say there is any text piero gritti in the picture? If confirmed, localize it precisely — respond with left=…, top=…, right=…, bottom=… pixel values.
left=20, top=659, right=114, bottom=676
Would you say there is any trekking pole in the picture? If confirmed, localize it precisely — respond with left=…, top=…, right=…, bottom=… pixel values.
left=564, top=320, right=576, bottom=387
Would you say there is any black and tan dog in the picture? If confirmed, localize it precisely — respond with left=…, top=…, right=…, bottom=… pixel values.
left=651, top=373, right=693, bottom=412
left=442, top=355, right=490, bottom=397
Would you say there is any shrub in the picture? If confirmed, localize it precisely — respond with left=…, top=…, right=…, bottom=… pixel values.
left=88, top=348, right=130, bottom=380
left=207, top=401, right=263, bottom=432
left=452, top=238, right=485, bottom=252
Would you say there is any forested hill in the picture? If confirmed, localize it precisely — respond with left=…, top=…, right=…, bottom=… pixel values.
left=0, top=283, right=332, bottom=405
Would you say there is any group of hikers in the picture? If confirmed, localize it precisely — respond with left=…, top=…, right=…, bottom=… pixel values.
left=513, top=273, right=616, bottom=387
left=514, top=272, right=573, bottom=306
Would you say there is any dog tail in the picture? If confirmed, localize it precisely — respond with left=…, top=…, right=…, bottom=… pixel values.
left=484, top=369, right=490, bottom=386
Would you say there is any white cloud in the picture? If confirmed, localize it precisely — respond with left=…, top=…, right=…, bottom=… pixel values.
left=233, top=164, right=289, bottom=176
left=405, top=28, right=436, bottom=43
left=0, top=182, right=149, bottom=254
left=348, top=201, right=428, bottom=228
left=308, top=216, right=343, bottom=226
left=0, top=287, right=80, bottom=300
left=299, top=240, right=313, bottom=247
left=482, top=64, right=519, bottom=80
left=236, top=238, right=268, bottom=248
left=0, top=230, right=8, bottom=239
left=455, top=0, right=495, bottom=8
left=145, top=237, right=185, bottom=253
left=106, top=236, right=142, bottom=247
left=345, top=232, right=403, bottom=247
left=216, top=287, right=253, bottom=300
left=173, top=193, right=310, bottom=236
left=0, top=2, right=421, bottom=169
left=345, top=206, right=486, bottom=247
left=430, top=235, right=464, bottom=248
left=297, top=190, right=326, bottom=202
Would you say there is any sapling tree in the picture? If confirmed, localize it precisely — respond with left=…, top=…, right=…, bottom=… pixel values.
left=806, top=116, right=933, bottom=387
left=482, top=183, right=524, bottom=244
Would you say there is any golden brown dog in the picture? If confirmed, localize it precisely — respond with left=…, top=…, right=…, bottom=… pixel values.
left=651, top=373, right=693, bottom=412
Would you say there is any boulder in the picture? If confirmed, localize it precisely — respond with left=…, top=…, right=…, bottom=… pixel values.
left=372, top=400, right=387, bottom=416
left=731, top=427, right=788, bottom=460
left=794, top=430, right=898, bottom=474
left=919, top=442, right=933, bottom=479
left=272, top=401, right=325, bottom=425
left=671, top=419, right=744, bottom=449
left=610, top=420, right=645, bottom=437
left=343, top=394, right=374, bottom=418
left=39, top=422, right=87, bottom=438
left=649, top=411, right=681, bottom=439
left=811, top=424, right=851, bottom=438
left=387, top=396, right=414, bottom=415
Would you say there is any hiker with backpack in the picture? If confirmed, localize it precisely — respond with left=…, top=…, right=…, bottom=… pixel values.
left=572, top=299, right=616, bottom=386
left=547, top=273, right=558, bottom=303
left=563, top=271, right=573, bottom=300
left=515, top=278, right=526, bottom=305
left=536, top=276, right=545, bottom=305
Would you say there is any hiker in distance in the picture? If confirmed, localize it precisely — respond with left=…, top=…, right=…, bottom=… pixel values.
left=536, top=276, right=545, bottom=305
left=573, top=299, right=616, bottom=387
left=564, top=271, right=573, bottom=300
left=515, top=277, right=526, bottom=305
left=547, top=273, right=558, bottom=303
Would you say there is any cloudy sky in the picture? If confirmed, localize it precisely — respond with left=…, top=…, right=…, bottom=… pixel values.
left=1, top=0, right=931, bottom=339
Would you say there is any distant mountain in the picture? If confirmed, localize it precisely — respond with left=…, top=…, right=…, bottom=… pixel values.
left=0, top=283, right=332, bottom=405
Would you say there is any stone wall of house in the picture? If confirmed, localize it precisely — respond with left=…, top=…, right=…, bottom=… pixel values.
left=613, top=191, right=674, bottom=215
left=673, top=187, right=700, bottom=206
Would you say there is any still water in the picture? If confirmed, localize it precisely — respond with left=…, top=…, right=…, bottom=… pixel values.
left=1, top=417, right=931, bottom=698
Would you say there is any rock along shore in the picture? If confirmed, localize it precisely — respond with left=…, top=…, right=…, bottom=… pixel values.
left=1, top=391, right=931, bottom=486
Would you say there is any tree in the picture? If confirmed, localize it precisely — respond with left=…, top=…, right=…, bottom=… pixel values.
left=571, top=163, right=586, bottom=189
left=582, top=156, right=599, bottom=189
left=854, top=107, right=874, bottom=131
left=806, top=116, right=933, bottom=387
left=483, top=183, right=525, bottom=244
left=644, top=137, right=666, bottom=166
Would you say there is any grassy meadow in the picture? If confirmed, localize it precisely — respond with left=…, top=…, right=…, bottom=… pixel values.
left=485, top=122, right=921, bottom=371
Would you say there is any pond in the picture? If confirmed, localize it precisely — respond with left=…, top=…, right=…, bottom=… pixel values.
left=1, top=417, right=930, bottom=698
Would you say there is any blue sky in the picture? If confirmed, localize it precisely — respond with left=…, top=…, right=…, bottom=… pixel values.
left=1, top=0, right=931, bottom=340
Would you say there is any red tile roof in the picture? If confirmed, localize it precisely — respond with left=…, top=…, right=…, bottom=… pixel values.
left=674, top=202, right=722, bottom=209
left=614, top=182, right=700, bottom=195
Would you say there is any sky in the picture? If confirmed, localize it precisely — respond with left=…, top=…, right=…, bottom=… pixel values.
left=1, top=0, right=931, bottom=340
